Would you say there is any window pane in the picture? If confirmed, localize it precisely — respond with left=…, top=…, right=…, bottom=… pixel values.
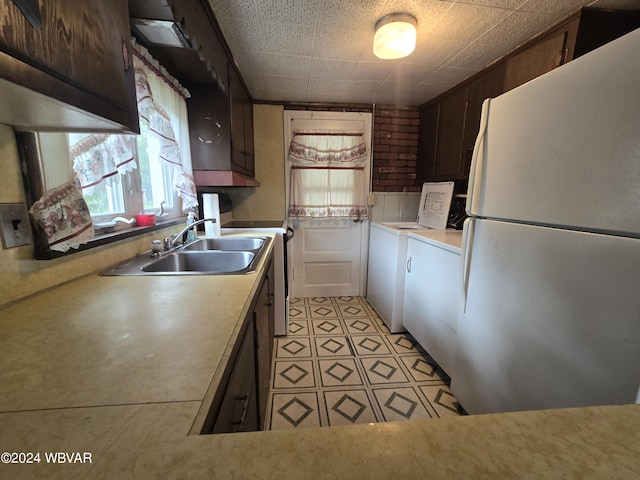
left=68, top=133, right=126, bottom=217
left=82, top=177, right=126, bottom=215
left=137, top=123, right=175, bottom=211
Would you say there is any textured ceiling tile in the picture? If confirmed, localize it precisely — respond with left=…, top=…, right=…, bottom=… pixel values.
left=309, top=59, right=357, bottom=81
left=305, top=78, right=381, bottom=103
left=478, top=10, right=556, bottom=47
left=314, top=0, right=387, bottom=32
left=445, top=42, right=509, bottom=69
left=265, top=76, right=309, bottom=95
left=409, top=82, right=449, bottom=98
left=209, top=0, right=262, bottom=19
left=410, top=37, right=470, bottom=66
left=378, top=80, right=424, bottom=102
left=386, top=63, right=440, bottom=83
left=456, top=0, right=525, bottom=7
left=260, top=53, right=312, bottom=78
left=425, top=2, right=514, bottom=43
left=379, top=0, right=455, bottom=33
left=517, top=0, right=588, bottom=14
left=254, top=0, right=323, bottom=30
left=260, top=20, right=316, bottom=56
left=207, top=0, right=640, bottom=105
left=209, top=1, right=264, bottom=52
left=350, top=62, right=396, bottom=82
left=313, top=28, right=370, bottom=60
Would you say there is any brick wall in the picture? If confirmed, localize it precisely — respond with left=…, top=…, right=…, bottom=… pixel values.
left=283, top=104, right=421, bottom=192
left=372, top=108, right=421, bottom=193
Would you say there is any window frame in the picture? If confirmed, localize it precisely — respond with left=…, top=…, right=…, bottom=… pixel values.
left=16, top=130, right=186, bottom=260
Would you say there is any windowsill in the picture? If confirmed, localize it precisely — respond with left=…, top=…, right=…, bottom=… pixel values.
left=33, top=218, right=184, bottom=260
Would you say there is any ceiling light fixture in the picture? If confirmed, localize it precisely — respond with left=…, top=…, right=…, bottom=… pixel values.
left=373, top=13, right=417, bottom=60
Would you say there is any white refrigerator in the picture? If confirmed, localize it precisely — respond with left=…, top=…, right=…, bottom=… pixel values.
left=451, top=28, right=640, bottom=415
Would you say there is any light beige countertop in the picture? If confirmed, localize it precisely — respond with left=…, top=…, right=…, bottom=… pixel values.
left=408, top=229, right=463, bottom=254
left=0, top=233, right=638, bottom=479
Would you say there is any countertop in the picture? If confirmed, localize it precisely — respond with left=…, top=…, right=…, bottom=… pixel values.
left=370, top=222, right=463, bottom=254
left=408, top=229, right=463, bottom=254
left=0, top=233, right=638, bottom=479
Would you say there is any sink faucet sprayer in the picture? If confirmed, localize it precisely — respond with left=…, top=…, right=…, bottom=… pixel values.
left=150, top=218, right=217, bottom=256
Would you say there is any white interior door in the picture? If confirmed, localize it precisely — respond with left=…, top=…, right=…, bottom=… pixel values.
left=284, top=111, right=372, bottom=298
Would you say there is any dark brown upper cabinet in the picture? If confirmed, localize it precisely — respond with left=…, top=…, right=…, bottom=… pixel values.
left=0, top=0, right=138, bottom=133
left=417, top=63, right=505, bottom=183
left=417, top=88, right=469, bottom=182
left=505, top=8, right=640, bottom=92
left=230, top=67, right=255, bottom=177
left=154, top=0, right=256, bottom=186
left=187, top=81, right=231, bottom=172
left=187, top=65, right=257, bottom=187
left=461, top=63, right=507, bottom=170
left=417, top=7, right=640, bottom=184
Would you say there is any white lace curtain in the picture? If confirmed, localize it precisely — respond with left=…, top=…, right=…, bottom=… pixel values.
left=70, top=40, right=197, bottom=210
left=288, top=130, right=368, bottom=220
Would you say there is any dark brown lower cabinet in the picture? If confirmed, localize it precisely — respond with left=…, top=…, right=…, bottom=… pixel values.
left=254, top=259, right=275, bottom=429
left=206, top=257, right=274, bottom=434
left=212, top=321, right=258, bottom=433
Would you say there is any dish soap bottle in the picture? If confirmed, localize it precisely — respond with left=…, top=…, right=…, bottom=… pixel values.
left=186, top=212, right=197, bottom=243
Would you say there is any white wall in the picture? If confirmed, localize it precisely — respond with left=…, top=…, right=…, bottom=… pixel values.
left=370, top=192, right=421, bottom=223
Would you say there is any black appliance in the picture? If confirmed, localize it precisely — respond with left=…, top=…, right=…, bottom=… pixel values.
left=447, top=194, right=468, bottom=230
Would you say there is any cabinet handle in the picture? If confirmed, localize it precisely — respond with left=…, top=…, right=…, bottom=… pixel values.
left=406, top=256, right=412, bottom=273
left=232, top=394, right=251, bottom=432
left=122, top=38, right=132, bottom=73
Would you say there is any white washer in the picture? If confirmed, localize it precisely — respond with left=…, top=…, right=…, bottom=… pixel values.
left=366, top=182, right=453, bottom=332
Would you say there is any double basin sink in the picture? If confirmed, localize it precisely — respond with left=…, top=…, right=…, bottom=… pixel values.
left=101, top=236, right=270, bottom=276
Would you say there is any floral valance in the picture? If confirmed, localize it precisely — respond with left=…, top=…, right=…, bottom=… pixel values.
left=289, top=130, right=367, bottom=169
left=135, top=68, right=182, bottom=169
left=70, top=134, right=136, bottom=194
left=134, top=66, right=197, bottom=209
left=288, top=130, right=368, bottom=220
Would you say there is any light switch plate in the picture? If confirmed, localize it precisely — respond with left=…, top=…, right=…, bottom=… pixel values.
left=0, top=203, right=32, bottom=249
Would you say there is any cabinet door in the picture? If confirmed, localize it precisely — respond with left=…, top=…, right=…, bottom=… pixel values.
left=0, top=0, right=138, bottom=131
left=187, top=83, right=231, bottom=171
left=416, top=103, right=439, bottom=181
left=243, top=99, right=255, bottom=175
left=434, top=87, right=469, bottom=178
left=462, top=63, right=506, bottom=172
left=254, top=261, right=274, bottom=429
left=503, top=19, right=579, bottom=92
left=230, top=67, right=250, bottom=174
left=403, top=238, right=460, bottom=376
left=417, top=87, right=468, bottom=182
left=213, top=323, right=259, bottom=433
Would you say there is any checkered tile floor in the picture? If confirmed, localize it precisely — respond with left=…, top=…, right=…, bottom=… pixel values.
left=265, top=296, right=462, bottom=430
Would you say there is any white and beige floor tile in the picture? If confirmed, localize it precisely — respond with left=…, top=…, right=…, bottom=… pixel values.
left=266, top=297, right=462, bottom=431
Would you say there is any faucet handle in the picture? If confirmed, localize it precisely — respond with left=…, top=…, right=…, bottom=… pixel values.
left=151, top=239, right=163, bottom=257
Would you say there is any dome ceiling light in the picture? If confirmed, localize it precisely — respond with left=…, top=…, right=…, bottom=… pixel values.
left=373, top=13, right=417, bottom=60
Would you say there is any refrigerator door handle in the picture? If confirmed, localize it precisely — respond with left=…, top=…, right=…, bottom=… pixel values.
left=460, top=218, right=474, bottom=312
left=467, top=99, right=490, bottom=216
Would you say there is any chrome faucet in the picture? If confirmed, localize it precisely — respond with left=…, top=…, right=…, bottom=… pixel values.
left=152, top=218, right=217, bottom=255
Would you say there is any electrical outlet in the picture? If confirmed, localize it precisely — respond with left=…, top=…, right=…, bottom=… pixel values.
left=0, top=203, right=32, bottom=249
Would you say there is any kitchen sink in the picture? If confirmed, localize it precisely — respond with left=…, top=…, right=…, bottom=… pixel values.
left=183, top=237, right=265, bottom=251
left=141, top=251, right=255, bottom=273
left=100, top=236, right=271, bottom=276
